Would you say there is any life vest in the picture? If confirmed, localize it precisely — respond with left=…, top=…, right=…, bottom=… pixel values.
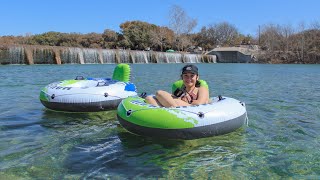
left=172, top=79, right=209, bottom=95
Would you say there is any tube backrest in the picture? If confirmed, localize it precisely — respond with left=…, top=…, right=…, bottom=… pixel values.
left=112, top=63, right=131, bottom=82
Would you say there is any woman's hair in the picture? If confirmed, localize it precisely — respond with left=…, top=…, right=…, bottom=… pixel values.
left=195, top=80, right=201, bottom=87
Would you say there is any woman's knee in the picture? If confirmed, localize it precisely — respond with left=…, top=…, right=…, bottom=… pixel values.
left=156, top=90, right=169, bottom=98
left=145, top=95, right=154, bottom=102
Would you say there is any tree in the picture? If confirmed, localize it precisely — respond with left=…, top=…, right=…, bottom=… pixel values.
left=178, top=34, right=193, bottom=51
left=310, top=21, right=320, bottom=30
left=211, top=22, right=239, bottom=46
left=120, top=21, right=157, bottom=50
left=280, top=24, right=294, bottom=52
left=30, top=31, right=64, bottom=46
left=80, top=33, right=104, bottom=48
left=149, top=26, right=174, bottom=51
left=195, top=22, right=239, bottom=48
left=260, top=24, right=282, bottom=51
left=169, top=5, right=197, bottom=51
left=0, top=36, right=17, bottom=45
left=102, top=29, right=118, bottom=49
left=117, top=34, right=131, bottom=49
left=297, top=22, right=306, bottom=62
left=59, top=33, right=83, bottom=47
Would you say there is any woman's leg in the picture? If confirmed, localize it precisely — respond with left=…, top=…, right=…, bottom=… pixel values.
left=173, top=99, right=190, bottom=106
left=145, top=95, right=162, bottom=106
left=155, top=90, right=178, bottom=107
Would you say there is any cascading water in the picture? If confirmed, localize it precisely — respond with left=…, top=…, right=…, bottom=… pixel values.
left=9, top=46, right=25, bottom=64
left=156, top=52, right=169, bottom=63
left=1, top=45, right=217, bottom=64
left=207, top=55, right=217, bottom=63
left=60, top=47, right=82, bottom=64
left=165, top=53, right=182, bottom=63
left=131, top=51, right=149, bottom=63
left=184, top=54, right=202, bottom=63
left=118, top=50, right=131, bottom=63
left=101, top=49, right=116, bottom=63
left=33, top=48, right=55, bottom=64
left=82, top=48, right=100, bottom=64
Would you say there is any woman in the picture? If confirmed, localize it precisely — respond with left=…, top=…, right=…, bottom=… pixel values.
left=145, top=64, right=209, bottom=107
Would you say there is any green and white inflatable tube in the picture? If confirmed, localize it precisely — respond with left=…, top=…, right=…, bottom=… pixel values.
left=117, top=80, right=247, bottom=140
left=40, top=64, right=137, bottom=112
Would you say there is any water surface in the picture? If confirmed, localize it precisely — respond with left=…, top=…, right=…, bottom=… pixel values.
left=0, top=64, right=319, bottom=179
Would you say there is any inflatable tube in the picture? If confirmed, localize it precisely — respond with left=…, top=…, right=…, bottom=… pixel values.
left=117, top=96, right=247, bottom=140
left=39, top=64, right=137, bottom=112
left=112, top=63, right=131, bottom=82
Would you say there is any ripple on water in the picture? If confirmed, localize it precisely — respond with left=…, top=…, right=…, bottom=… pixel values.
left=1, top=64, right=320, bottom=178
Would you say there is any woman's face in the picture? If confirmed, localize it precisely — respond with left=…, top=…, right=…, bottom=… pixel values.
left=182, top=73, right=198, bottom=87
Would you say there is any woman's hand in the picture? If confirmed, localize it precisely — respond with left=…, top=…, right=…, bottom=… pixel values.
left=180, top=94, right=192, bottom=104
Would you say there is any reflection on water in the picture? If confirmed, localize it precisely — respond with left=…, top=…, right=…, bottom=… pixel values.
left=64, top=127, right=246, bottom=179
left=0, top=64, right=320, bottom=179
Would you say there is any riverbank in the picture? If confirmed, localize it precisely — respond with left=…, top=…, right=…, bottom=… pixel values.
left=255, top=50, right=320, bottom=64
left=1, top=44, right=319, bottom=64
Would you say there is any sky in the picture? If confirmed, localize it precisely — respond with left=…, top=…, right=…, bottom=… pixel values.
left=1, top=0, right=319, bottom=37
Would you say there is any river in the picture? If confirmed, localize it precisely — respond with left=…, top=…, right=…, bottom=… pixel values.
left=0, top=63, right=319, bottom=179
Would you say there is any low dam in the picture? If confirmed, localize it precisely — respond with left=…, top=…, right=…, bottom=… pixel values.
left=0, top=45, right=216, bottom=65
left=206, top=46, right=258, bottom=63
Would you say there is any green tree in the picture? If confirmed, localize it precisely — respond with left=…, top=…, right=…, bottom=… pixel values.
left=102, top=29, right=118, bottom=49
left=59, top=33, right=83, bottom=47
left=120, top=21, right=157, bottom=50
left=30, top=31, right=64, bottom=46
left=80, top=33, right=104, bottom=48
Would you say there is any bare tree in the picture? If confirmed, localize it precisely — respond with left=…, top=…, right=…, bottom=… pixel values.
left=194, top=26, right=215, bottom=50
left=179, top=35, right=192, bottom=51
left=201, top=22, right=239, bottom=47
left=298, top=22, right=306, bottom=62
left=260, top=24, right=282, bottom=51
left=169, top=5, right=197, bottom=51
left=310, top=21, right=320, bottom=30
left=150, top=26, right=173, bottom=51
left=281, top=24, right=294, bottom=52
left=212, top=22, right=239, bottom=46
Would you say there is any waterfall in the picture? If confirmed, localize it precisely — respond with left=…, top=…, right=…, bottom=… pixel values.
left=206, top=55, right=217, bottom=63
left=1, top=45, right=218, bottom=64
left=9, top=46, right=25, bottom=64
left=184, top=54, right=202, bottom=63
left=157, top=52, right=169, bottom=63
left=101, top=49, right=116, bottom=63
left=60, top=47, right=83, bottom=64
left=118, top=50, right=131, bottom=63
left=33, top=48, right=55, bottom=64
left=82, top=48, right=100, bottom=64
left=165, top=53, right=182, bottom=63
left=131, top=51, right=149, bottom=63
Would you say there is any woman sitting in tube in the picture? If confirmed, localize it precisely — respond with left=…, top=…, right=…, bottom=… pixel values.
left=145, top=64, right=209, bottom=107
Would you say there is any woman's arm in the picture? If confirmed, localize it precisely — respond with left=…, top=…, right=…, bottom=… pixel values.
left=190, top=87, right=209, bottom=105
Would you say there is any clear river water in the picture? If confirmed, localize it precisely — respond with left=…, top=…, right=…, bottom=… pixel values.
left=0, top=63, right=319, bottom=179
